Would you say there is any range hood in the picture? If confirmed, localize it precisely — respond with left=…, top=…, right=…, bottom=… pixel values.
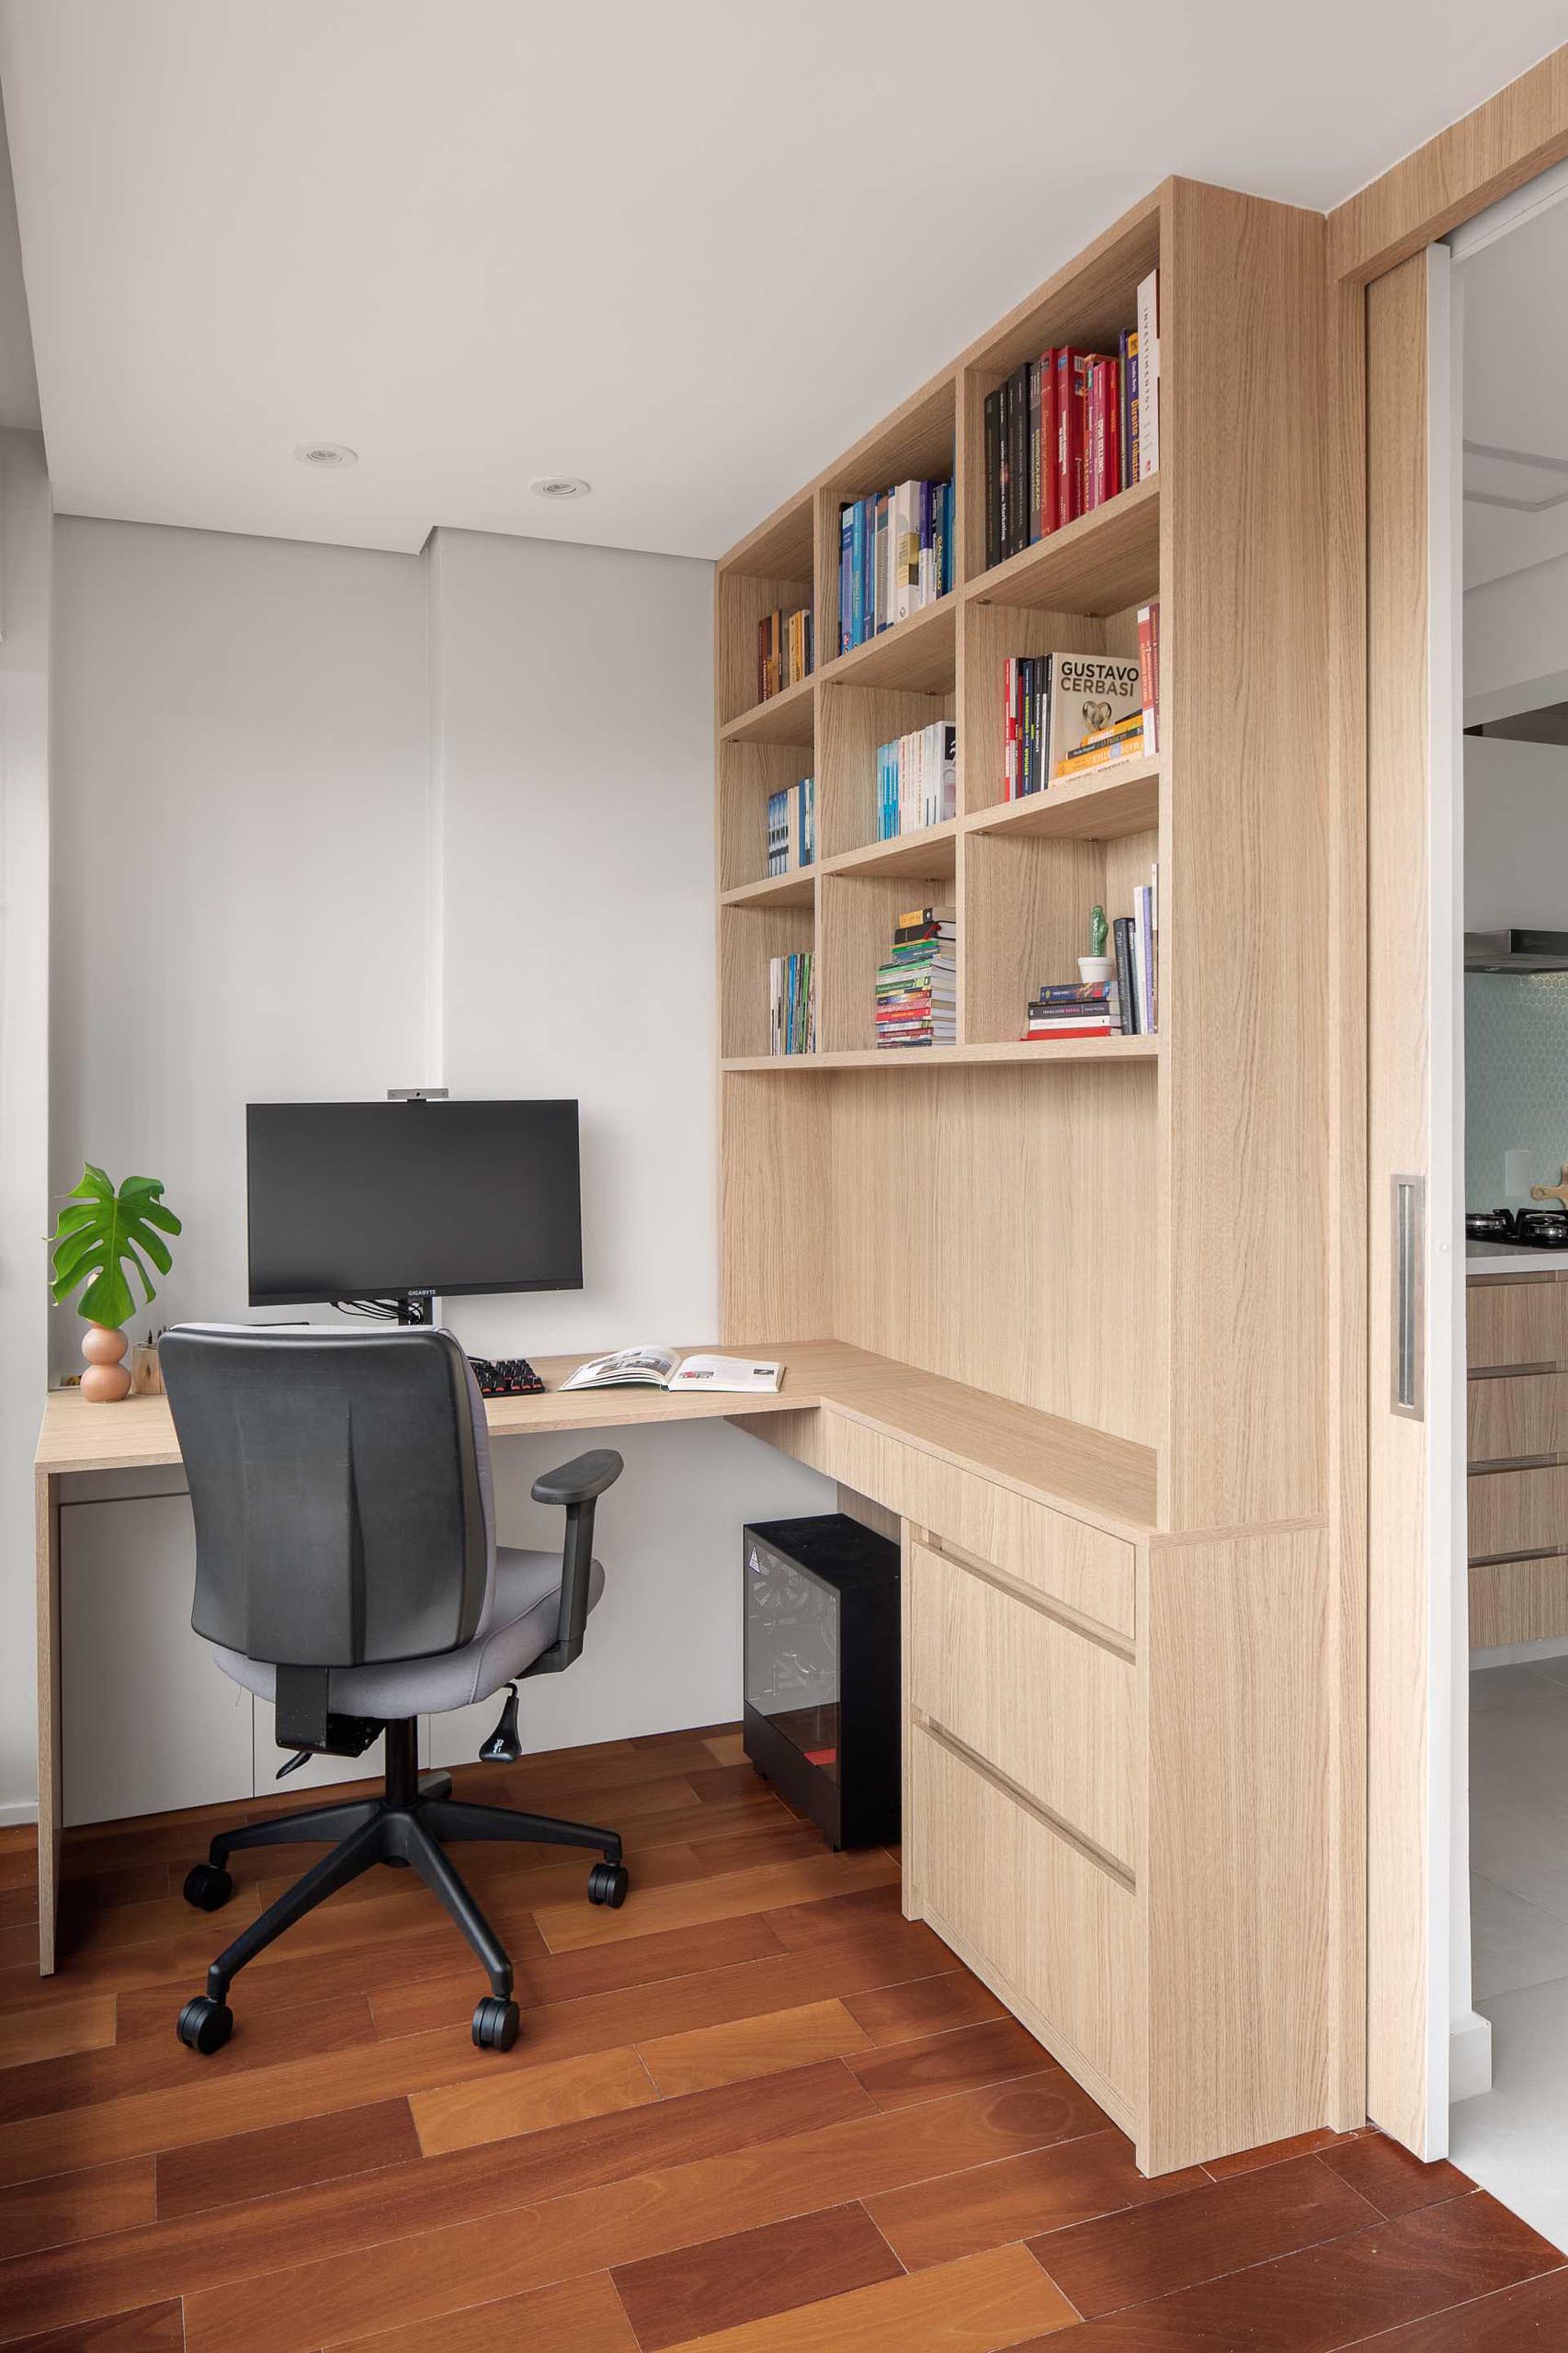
left=1465, top=927, right=1568, bottom=973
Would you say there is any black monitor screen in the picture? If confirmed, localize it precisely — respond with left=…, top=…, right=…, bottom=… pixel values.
left=246, top=1100, right=583, bottom=1306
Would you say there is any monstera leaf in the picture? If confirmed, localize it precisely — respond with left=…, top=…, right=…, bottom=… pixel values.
left=48, top=1165, right=182, bottom=1330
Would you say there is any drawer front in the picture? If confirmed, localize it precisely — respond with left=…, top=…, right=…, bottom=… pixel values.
left=825, top=1413, right=1136, bottom=1639
left=912, top=1722, right=1139, bottom=2106
left=1468, top=1279, right=1568, bottom=1371
left=1468, top=1370, right=1568, bottom=1465
left=910, top=1540, right=1137, bottom=1869
left=1469, top=1463, right=1568, bottom=1561
left=1471, top=1555, right=1568, bottom=1650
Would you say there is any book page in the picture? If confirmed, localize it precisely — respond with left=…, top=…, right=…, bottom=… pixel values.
left=667, top=1355, right=783, bottom=1394
left=561, top=1347, right=679, bottom=1391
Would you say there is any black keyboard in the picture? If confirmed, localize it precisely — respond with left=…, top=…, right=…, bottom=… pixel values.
left=469, top=1356, right=545, bottom=1398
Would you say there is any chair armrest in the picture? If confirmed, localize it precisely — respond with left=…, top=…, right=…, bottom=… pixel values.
left=530, top=1449, right=623, bottom=1506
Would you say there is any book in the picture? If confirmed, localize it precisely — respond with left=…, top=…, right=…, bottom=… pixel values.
left=838, top=477, right=954, bottom=651
left=1113, top=915, right=1139, bottom=1034
left=1138, top=600, right=1161, bottom=755
left=768, top=949, right=815, bottom=1054
left=756, top=606, right=812, bottom=704
left=1047, top=652, right=1143, bottom=778
left=1137, top=267, right=1160, bottom=479
left=766, top=776, right=816, bottom=874
left=876, top=722, right=957, bottom=839
left=1056, top=711, right=1145, bottom=774
left=562, top=1347, right=783, bottom=1395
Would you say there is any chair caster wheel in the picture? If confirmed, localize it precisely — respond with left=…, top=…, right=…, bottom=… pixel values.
left=587, top=1860, right=630, bottom=1908
left=472, top=1995, right=519, bottom=2052
left=181, top=1863, right=233, bottom=1913
left=176, top=1995, right=233, bottom=2054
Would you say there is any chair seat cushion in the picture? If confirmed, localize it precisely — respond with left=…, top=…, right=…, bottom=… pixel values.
left=212, top=1546, right=606, bottom=1718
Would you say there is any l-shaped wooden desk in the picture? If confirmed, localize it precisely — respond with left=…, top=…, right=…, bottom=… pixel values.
left=36, top=1337, right=1333, bottom=2177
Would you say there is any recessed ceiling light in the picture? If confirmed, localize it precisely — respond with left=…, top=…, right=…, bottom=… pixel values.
left=530, top=475, right=590, bottom=499
left=292, top=441, right=357, bottom=468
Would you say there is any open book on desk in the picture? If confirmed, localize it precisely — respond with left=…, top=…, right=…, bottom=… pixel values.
left=561, top=1347, right=783, bottom=1395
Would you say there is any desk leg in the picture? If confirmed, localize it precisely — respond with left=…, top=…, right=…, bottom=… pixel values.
left=35, top=1471, right=61, bottom=1976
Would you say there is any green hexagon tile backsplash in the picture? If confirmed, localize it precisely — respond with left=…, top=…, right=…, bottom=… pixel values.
left=1467, top=972, right=1568, bottom=1207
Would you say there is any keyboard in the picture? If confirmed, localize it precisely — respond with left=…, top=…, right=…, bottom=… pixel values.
left=469, top=1356, right=546, bottom=1398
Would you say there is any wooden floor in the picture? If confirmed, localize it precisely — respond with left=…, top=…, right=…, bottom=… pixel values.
left=0, top=1726, right=1562, bottom=2351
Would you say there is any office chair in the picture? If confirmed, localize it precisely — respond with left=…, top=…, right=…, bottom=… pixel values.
left=159, top=1323, right=628, bottom=2056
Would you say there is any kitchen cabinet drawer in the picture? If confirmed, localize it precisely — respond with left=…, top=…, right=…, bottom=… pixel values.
left=1469, top=1463, right=1568, bottom=1560
left=1468, top=1370, right=1568, bottom=1465
left=912, top=1721, right=1139, bottom=2107
left=825, top=1413, right=1135, bottom=1639
left=1471, top=1555, right=1568, bottom=1650
left=909, top=1540, right=1137, bottom=1869
left=1468, top=1278, right=1568, bottom=1371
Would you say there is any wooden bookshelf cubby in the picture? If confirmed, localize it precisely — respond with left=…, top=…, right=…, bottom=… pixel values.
left=715, top=175, right=1338, bottom=2180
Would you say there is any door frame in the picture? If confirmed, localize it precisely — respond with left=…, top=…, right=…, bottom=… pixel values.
left=1330, top=47, right=1568, bottom=2159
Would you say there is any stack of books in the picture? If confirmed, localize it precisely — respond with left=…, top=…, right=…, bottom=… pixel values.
left=877, top=723, right=957, bottom=839
left=875, top=905, right=956, bottom=1049
left=768, top=951, right=815, bottom=1055
left=1025, top=982, right=1121, bottom=1041
left=983, top=267, right=1159, bottom=570
left=1025, top=866, right=1159, bottom=1041
left=838, top=479, right=954, bottom=652
left=757, top=607, right=813, bottom=704
left=1001, top=651, right=1143, bottom=800
left=767, top=777, right=816, bottom=875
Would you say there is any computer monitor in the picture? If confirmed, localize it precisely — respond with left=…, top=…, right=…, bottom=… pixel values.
left=246, top=1099, right=583, bottom=1321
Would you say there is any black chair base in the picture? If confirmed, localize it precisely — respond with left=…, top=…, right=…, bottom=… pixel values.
left=175, top=1719, right=628, bottom=2055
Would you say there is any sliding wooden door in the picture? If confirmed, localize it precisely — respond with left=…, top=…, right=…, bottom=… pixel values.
left=1364, top=243, right=1464, bottom=2159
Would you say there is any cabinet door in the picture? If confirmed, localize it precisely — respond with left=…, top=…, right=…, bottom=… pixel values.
left=62, top=1495, right=253, bottom=1826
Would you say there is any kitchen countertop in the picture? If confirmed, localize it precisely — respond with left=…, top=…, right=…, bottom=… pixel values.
left=1467, top=1240, right=1568, bottom=1275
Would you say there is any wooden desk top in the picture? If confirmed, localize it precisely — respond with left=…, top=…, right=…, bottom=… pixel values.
left=35, top=1338, right=1158, bottom=1539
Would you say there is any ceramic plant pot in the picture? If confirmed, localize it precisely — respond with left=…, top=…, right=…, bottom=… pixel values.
left=80, top=1322, right=131, bottom=1403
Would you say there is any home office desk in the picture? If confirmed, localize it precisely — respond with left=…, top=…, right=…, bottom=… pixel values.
left=33, top=1338, right=1157, bottom=1980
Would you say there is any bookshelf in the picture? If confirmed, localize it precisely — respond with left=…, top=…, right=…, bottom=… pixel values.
left=715, top=176, right=1334, bottom=2176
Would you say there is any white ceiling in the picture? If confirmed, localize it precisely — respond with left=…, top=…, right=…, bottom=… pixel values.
left=2, top=0, right=1565, bottom=561
left=1463, top=191, right=1568, bottom=589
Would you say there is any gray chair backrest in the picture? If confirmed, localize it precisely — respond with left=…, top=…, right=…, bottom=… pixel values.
left=161, top=1324, right=491, bottom=1669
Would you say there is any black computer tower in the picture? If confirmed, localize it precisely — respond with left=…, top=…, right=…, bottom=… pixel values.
left=741, top=1513, right=901, bottom=1850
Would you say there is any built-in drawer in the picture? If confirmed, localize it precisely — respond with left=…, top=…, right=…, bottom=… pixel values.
left=824, top=1414, right=1136, bottom=1639
left=1468, top=1462, right=1568, bottom=1561
left=1471, top=1554, right=1568, bottom=1650
left=1468, top=1278, right=1568, bottom=1371
left=912, top=1721, right=1139, bottom=2108
left=1468, top=1370, right=1568, bottom=1465
left=909, top=1539, right=1137, bottom=1869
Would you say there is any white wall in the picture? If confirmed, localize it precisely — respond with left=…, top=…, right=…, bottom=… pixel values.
left=26, top=513, right=830, bottom=1820
left=49, top=518, right=431, bottom=1348
left=1464, top=734, right=1568, bottom=927
left=1466, top=551, right=1568, bottom=728
left=0, top=429, right=51, bottom=1821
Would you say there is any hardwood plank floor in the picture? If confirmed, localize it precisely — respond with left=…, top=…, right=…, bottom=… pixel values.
left=0, top=1724, right=1559, bottom=2350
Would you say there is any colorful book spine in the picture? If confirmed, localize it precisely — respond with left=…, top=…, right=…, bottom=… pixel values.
left=1137, top=267, right=1160, bottom=479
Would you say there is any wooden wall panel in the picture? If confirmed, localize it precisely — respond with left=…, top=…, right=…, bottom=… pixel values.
left=1160, top=181, right=1329, bottom=1531
left=826, top=1062, right=1162, bottom=1449
left=1142, top=1526, right=1333, bottom=2175
left=1470, top=1553, right=1568, bottom=1650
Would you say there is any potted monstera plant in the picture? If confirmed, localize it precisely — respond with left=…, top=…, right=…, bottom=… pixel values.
left=48, top=1165, right=182, bottom=1402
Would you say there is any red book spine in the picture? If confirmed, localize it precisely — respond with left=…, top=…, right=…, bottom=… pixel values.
left=1054, top=347, right=1075, bottom=528
left=1104, top=358, right=1121, bottom=499
left=1041, top=350, right=1059, bottom=535
left=1152, top=599, right=1162, bottom=752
